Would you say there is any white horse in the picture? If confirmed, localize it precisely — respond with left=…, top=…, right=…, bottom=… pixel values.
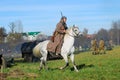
left=33, top=26, right=81, bottom=72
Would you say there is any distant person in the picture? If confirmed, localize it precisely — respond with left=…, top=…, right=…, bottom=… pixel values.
left=91, top=38, right=98, bottom=55
left=99, top=38, right=105, bottom=54
left=47, top=16, right=68, bottom=55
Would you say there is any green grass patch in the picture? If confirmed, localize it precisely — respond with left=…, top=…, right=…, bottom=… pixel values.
left=1, top=46, right=120, bottom=80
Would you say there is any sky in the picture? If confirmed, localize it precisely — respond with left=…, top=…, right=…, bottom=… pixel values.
left=0, top=0, right=120, bottom=35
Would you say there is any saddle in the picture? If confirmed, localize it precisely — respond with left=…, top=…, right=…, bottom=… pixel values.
left=47, top=51, right=63, bottom=60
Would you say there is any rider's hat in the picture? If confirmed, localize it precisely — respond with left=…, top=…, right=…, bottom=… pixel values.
left=61, top=16, right=67, bottom=19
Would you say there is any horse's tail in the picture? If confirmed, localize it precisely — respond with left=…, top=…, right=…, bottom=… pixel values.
left=33, top=43, right=42, bottom=58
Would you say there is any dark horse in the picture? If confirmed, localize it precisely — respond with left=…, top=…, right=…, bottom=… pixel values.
left=21, top=40, right=63, bottom=62
left=21, top=40, right=42, bottom=62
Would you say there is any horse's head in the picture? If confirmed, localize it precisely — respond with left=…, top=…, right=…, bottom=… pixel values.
left=71, top=25, right=82, bottom=37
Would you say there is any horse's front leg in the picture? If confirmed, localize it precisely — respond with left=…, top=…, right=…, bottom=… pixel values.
left=60, top=54, right=69, bottom=70
left=70, top=54, right=79, bottom=72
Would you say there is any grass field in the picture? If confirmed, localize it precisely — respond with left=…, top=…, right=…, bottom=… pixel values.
left=1, top=46, right=120, bottom=80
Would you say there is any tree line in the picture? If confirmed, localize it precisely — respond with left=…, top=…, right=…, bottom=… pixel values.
left=74, top=20, right=120, bottom=49
left=0, top=20, right=120, bottom=47
left=0, top=20, right=23, bottom=44
left=95, top=20, right=120, bottom=45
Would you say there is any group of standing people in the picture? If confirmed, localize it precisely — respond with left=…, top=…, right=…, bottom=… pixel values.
left=91, top=38, right=105, bottom=55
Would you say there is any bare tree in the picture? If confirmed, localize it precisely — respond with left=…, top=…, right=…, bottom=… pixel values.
left=7, top=20, right=23, bottom=42
left=15, top=20, right=23, bottom=33
left=0, top=27, right=6, bottom=43
left=74, top=28, right=91, bottom=51
left=110, top=20, right=120, bottom=45
left=8, top=22, right=16, bottom=33
left=83, top=28, right=88, bottom=36
left=117, top=20, right=120, bottom=45
left=96, top=28, right=109, bottom=41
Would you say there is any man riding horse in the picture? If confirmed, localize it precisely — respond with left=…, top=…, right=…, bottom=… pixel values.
left=47, top=16, right=68, bottom=55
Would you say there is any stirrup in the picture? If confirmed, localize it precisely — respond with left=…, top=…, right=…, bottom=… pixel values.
left=56, top=53, right=60, bottom=55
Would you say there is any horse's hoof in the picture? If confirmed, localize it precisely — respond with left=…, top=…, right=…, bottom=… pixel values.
left=59, top=67, right=63, bottom=70
left=75, top=69, right=79, bottom=72
left=39, top=68, right=42, bottom=71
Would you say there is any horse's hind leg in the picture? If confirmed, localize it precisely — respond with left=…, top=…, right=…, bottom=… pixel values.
left=60, top=54, right=69, bottom=70
left=70, top=54, right=78, bottom=72
left=39, top=55, right=48, bottom=70
left=42, top=55, right=48, bottom=70
left=39, top=57, right=44, bottom=70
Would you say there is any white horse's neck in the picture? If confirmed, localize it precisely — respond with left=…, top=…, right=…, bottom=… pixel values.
left=62, top=28, right=75, bottom=51
left=64, top=33, right=74, bottom=45
left=66, top=27, right=74, bottom=37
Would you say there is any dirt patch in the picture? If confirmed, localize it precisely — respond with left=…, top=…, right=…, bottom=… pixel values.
left=0, top=69, right=38, bottom=79
left=8, top=69, right=25, bottom=78
left=0, top=73, right=8, bottom=80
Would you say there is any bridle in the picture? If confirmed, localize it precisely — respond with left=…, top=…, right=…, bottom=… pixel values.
left=72, top=27, right=80, bottom=37
left=66, top=27, right=80, bottom=37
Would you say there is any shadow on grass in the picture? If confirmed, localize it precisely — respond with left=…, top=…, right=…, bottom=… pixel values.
left=70, top=64, right=94, bottom=71
left=46, top=68, right=60, bottom=71
left=43, top=64, right=94, bottom=72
